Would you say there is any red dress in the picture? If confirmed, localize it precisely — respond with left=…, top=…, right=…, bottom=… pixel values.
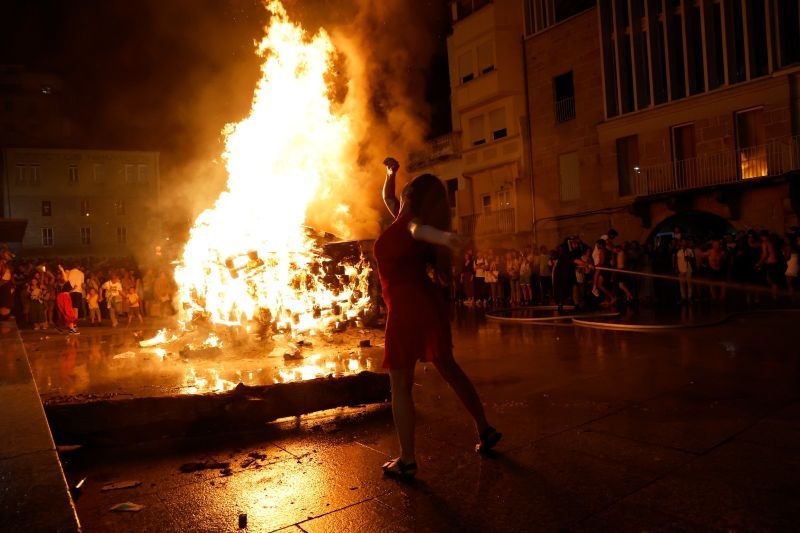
left=374, top=211, right=453, bottom=369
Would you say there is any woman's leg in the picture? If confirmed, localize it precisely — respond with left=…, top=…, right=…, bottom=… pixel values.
left=389, top=365, right=417, bottom=463
left=433, top=356, right=490, bottom=434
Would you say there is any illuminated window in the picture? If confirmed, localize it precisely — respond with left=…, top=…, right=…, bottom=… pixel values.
left=137, top=164, right=148, bottom=183
left=80, top=227, right=91, bottom=246
left=117, top=226, right=127, bottom=245
left=68, top=165, right=78, bottom=184
left=125, top=164, right=135, bottom=184
left=80, top=199, right=90, bottom=217
left=736, top=108, right=767, bottom=179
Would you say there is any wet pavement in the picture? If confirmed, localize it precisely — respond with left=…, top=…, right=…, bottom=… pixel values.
left=45, top=308, right=800, bottom=532
left=22, top=319, right=385, bottom=403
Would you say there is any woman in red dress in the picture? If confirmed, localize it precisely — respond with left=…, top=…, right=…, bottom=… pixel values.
left=374, top=158, right=501, bottom=478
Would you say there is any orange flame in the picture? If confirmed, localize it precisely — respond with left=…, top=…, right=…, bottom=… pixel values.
left=174, top=0, right=371, bottom=334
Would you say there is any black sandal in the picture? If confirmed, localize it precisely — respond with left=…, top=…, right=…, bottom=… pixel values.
left=382, top=458, right=417, bottom=479
left=476, top=426, right=502, bottom=453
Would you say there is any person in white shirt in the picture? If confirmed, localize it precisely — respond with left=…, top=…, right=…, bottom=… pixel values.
left=101, top=274, right=124, bottom=327
left=674, top=239, right=695, bottom=302
left=67, top=266, right=85, bottom=319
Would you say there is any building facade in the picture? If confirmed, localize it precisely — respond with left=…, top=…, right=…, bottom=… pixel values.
left=1, top=148, right=160, bottom=256
left=411, top=0, right=536, bottom=249
left=525, top=0, right=800, bottom=246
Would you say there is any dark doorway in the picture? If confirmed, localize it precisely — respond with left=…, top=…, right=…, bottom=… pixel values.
left=648, top=210, right=735, bottom=245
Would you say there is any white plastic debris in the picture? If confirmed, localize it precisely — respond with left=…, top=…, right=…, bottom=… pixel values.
left=110, top=502, right=144, bottom=512
left=112, top=351, right=137, bottom=359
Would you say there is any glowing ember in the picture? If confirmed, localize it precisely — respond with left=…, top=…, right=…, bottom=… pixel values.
left=140, top=328, right=177, bottom=348
left=173, top=0, right=371, bottom=335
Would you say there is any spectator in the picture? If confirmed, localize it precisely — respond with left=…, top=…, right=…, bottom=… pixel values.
left=102, top=273, right=124, bottom=327
left=0, top=267, right=15, bottom=321
left=126, top=286, right=143, bottom=326
left=675, top=239, right=695, bottom=303
left=87, top=288, right=102, bottom=325
left=29, top=277, right=47, bottom=330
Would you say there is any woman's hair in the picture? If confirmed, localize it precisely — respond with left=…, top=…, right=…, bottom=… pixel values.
left=404, top=174, right=453, bottom=286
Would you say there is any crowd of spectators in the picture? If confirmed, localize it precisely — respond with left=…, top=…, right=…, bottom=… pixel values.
left=0, top=245, right=177, bottom=333
left=454, top=226, right=800, bottom=311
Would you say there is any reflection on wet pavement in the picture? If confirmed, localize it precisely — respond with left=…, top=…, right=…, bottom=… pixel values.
left=22, top=318, right=385, bottom=402
left=57, top=308, right=800, bottom=532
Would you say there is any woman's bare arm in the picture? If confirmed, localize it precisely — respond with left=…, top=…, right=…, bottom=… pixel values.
left=408, top=219, right=466, bottom=252
left=382, top=157, right=400, bottom=218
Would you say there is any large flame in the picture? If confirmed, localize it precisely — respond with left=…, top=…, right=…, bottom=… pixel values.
left=174, top=0, right=370, bottom=334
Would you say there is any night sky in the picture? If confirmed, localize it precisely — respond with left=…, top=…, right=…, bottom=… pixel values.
left=0, top=0, right=452, bottom=177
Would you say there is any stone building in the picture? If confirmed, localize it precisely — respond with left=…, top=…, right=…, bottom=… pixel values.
left=412, top=0, right=537, bottom=249
left=0, top=147, right=160, bottom=256
left=524, top=0, right=800, bottom=246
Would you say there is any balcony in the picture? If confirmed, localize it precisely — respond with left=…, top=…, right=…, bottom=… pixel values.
left=631, top=135, right=800, bottom=196
left=554, top=96, right=576, bottom=123
left=460, top=208, right=515, bottom=237
left=408, top=132, right=462, bottom=171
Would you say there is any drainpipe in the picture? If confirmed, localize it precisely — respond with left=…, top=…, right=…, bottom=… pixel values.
left=521, top=35, right=537, bottom=245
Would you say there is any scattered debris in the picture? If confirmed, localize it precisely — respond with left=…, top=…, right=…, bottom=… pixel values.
left=238, top=513, right=248, bottom=529
left=179, top=460, right=230, bottom=473
left=101, top=480, right=142, bottom=491
left=110, top=502, right=144, bottom=512
left=112, top=351, right=137, bottom=359
left=248, top=451, right=268, bottom=460
left=220, top=467, right=233, bottom=476
left=56, top=444, right=82, bottom=454
left=70, top=477, right=87, bottom=500
left=358, top=339, right=371, bottom=348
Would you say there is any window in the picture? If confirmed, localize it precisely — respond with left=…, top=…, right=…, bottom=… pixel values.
left=115, top=200, right=126, bottom=216
left=616, top=136, right=640, bottom=197
left=93, top=164, right=105, bottom=183
left=445, top=178, right=458, bottom=208
left=558, top=152, right=580, bottom=201
left=477, top=40, right=494, bottom=74
left=124, top=164, right=136, bottom=184
left=41, top=228, right=53, bottom=247
left=469, top=115, right=486, bottom=146
left=30, top=166, right=40, bottom=186
left=137, top=164, right=148, bottom=183
left=458, top=52, right=474, bottom=84
left=553, top=71, right=575, bottom=123
left=15, top=166, right=26, bottom=186
left=80, top=227, right=91, bottom=246
left=495, top=188, right=512, bottom=209
left=68, top=165, right=79, bottom=184
left=736, top=108, right=767, bottom=179
left=671, top=124, right=697, bottom=187
left=117, top=226, right=128, bottom=245
left=489, top=108, right=507, bottom=140
left=481, top=194, right=492, bottom=215
left=80, top=199, right=90, bottom=217
left=41, top=201, right=52, bottom=216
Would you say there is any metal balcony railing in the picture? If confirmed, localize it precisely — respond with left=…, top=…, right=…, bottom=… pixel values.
left=408, top=132, right=462, bottom=171
left=631, top=135, right=800, bottom=196
left=554, top=96, right=576, bottom=123
left=460, top=208, right=515, bottom=237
